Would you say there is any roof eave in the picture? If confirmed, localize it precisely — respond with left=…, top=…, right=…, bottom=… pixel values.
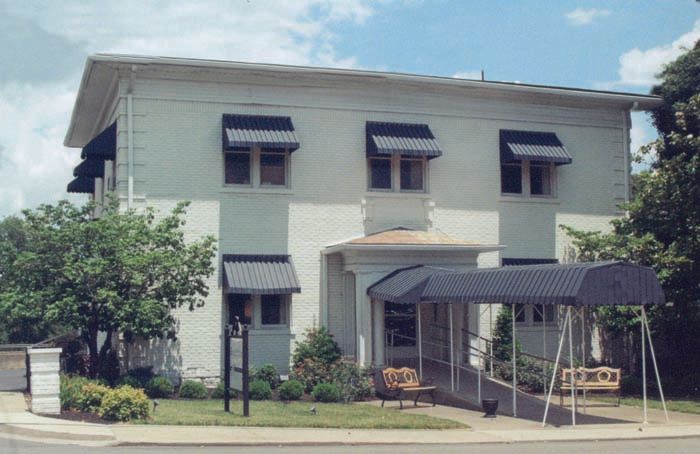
left=324, top=243, right=505, bottom=255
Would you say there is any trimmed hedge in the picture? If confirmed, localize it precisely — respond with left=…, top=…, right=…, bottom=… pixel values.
left=312, top=383, right=341, bottom=403
left=254, top=364, right=280, bottom=389
left=278, top=379, right=304, bottom=401
left=98, top=385, right=150, bottom=421
left=249, top=379, right=272, bottom=400
left=145, top=376, right=174, bottom=398
left=211, top=381, right=238, bottom=399
left=179, top=380, right=208, bottom=399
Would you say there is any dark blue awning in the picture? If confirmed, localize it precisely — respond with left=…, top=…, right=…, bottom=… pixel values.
left=222, top=115, right=299, bottom=151
left=366, top=122, right=442, bottom=159
left=223, top=255, right=301, bottom=295
left=66, top=177, right=94, bottom=194
left=500, top=129, right=572, bottom=165
left=81, top=122, right=116, bottom=160
left=73, top=159, right=104, bottom=178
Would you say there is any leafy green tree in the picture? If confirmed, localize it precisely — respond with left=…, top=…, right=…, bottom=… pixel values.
left=562, top=41, right=700, bottom=375
left=0, top=198, right=216, bottom=377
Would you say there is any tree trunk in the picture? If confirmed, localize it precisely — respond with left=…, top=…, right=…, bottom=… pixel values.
left=87, top=323, right=99, bottom=379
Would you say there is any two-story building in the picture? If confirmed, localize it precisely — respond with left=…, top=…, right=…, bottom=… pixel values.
left=64, top=54, right=661, bottom=384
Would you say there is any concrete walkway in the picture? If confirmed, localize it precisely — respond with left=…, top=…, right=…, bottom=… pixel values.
left=2, top=391, right=700, bottom=447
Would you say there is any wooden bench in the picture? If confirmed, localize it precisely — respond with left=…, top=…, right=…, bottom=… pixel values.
left=375, top=367, right=437, bottom=409
left=559, top=366, right=621, bottom=406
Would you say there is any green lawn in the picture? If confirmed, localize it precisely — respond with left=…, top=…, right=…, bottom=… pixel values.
left=136, top=399, right=467, bottom=429
left=597, top=396, right=700, bottom=415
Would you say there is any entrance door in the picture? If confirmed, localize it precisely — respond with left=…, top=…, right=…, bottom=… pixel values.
left=384, top=302, right=417, bottom=366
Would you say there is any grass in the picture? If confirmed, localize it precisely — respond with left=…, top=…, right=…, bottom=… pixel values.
left=136, top=399, right=467, bottom=429
left=597, top=396, right=700, bottom=415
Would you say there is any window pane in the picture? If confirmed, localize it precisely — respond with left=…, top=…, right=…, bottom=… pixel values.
left=514, top=304, right=526, bottom=322
left=225, top=152, right=251, bottom=185
left=533, top=305, right=544, bottom=323
left=545, top=305, right=555, bottom=322
left=261, top=294, right=285, bottom=325
left=260, top=152, right=286, bottom=186
left=501, top=163, right=522, bottom=193
left=400, top=158, right=424, bottom=190
left=228, top=293, right=252, bottom=326
left=384, top=301, right=416, bottom=346
left=531, top=164, right=552, bottom=195
left=369, top=158, right=392, bottom=189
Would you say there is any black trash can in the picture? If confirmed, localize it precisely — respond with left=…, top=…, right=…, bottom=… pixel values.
left=482, top=398, right=498, bottom=418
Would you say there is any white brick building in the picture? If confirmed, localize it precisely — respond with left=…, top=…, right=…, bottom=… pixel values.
left=64, top=54, right=661, bottom=384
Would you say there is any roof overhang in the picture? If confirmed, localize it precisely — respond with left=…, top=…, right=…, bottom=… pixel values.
left=65, top=54, right=664, bottom=148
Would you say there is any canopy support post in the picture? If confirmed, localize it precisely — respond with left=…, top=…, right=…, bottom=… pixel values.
left=642, top=306, right=669, bottom=423
left=641, top=305, right=648, bottom=425
left=543, top=306, right=570, bottom=426
left=449, top=303, right=455, bottom=393
left=542, top=304, right=547, bottom=400
left=417, top=302, right=423, bottom=380
left=512, top=304, right=517, bottom=417
left=489, top=303, right=494, bottom=377
left=581, top=306, right=587, bottom=413
left=568, top=306, right=576, bottom=426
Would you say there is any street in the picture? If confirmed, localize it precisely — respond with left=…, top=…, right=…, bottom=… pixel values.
left=2, top=437, right=700, bottom=454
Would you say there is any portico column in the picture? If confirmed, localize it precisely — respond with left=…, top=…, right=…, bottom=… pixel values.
left=354, top=272, right=374, bottom=366
left=372, top=299, right=385, bottom=366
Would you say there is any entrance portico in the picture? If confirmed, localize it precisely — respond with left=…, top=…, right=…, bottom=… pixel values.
left=322, top=228, right=503, bottom=367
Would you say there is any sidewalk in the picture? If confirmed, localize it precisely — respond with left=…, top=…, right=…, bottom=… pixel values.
left=2, top=391, right=700, bottom=447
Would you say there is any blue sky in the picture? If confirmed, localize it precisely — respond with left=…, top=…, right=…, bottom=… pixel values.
left=1, top=0, right=698, bottom=218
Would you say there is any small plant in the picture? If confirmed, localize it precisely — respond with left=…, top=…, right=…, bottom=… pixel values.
left=278, top=379, right=304, bottom=401
left=98, top=385, right=150, bottom=421
left=145, top=376, right=174, bottom=398
left=115, top=375, right=144, bottom=389
left=292, top=326, right=342, bottom=368
left=294, top=357, right=334, bottom=392
left=249, top=379, right=272, bottom=400
left=179, top=380, right=208, bottom=399
left=76, top=382, right=110, bottom=413
left=211, top=381, right=239, bottom=399
left=330, top=362, right=373, bottom=402
left=312, top=383, right=341, bottom=403
left=254, top=364, right=280, bottom=389
left=60, top=374, right=92, bottom=410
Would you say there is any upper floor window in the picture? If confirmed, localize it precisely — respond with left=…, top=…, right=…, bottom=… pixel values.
left=369, top=154, right=427, bottom=192
left=225, top=146, right=289, bottom=188
left=501, top=160, right=555, bottom=196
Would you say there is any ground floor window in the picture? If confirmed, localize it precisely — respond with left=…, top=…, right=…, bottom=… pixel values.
left=227, top=293, right=289, bottom=329
left=385, top=301, right=416, bottom=346
left=228, top=293, right=253, bottom=326
left=261, top=294, right=288, bottom=326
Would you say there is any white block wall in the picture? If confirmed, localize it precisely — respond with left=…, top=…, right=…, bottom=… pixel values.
left=28, top=348, right=62, bottom=415
left=106, top=72, right=627, bottom=380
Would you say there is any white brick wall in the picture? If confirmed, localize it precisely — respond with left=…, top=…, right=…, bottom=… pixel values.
left=28, top=348, right=62, bottom=415
left=108, top=73, right=628, bottom=380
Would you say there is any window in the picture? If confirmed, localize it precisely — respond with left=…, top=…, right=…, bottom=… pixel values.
left=514, top=304, right=526, bottom=322
left=369, top=155, right=428, bottom=193
left=385, top=301, right=416, bottom=346
left=533, top=305, right=555, bottom=323
left=228, top=293, right=253, bottom=326
left=501, top=162, right=522, bottom=194
left=530, top=162, right=552, bottom=196
left=261, top=294, right=287, bottom=325
left=224, top=147, right=289, bottom=188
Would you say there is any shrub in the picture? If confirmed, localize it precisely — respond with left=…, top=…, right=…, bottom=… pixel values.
left=294, top=357, right=334, bottom=392
left=98, top=385, right=150, bottom=421
left=60, top=375, right=92, bottom=410
left=98, top=349, right=120, bottom=385
left=312, top=383, right=341, bottom=403
left=76, top=382, right=111, bottom=413
left=211, top=381, right=238, bottom=399
left=115, top=374, right=143, bottom=389
left=179, top=380, right=208, bottom=399
left=292, top=326, right=341, bottom=368
left=145, top=376, right=174, bottom=398
left=278, top=379, right=304, bottom=401
left=254, top=364, right=280, bottom=389
left=330, top=362, right=373, bottom=402
left=249, top=379, right=272, bottom=400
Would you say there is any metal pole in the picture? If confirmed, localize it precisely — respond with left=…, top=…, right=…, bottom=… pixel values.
left=449, top=303, right=455, bottom=393
left=581, top=306, right=587, bottom=413
left=478, top=349, right=482, bottom=403
left=242, top=325, right=250, bottom=417
left=543, top=307, right=570, bottom=426
left=542, top=304, right=547, bottom=400
left=568, top=307, right=576, bottom=426
left=489, top=304, right=494, bottom=377
left=641, top=306, right=648, bottom=424
left=417, top=303, right=423, bottom=380
left=512, top=304, right=517, bottom=417
left=224, top=324, right=231, bottom=412
left=642, top=307, right=669, bottom=423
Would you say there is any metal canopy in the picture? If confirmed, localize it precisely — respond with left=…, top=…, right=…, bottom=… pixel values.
left=66, top=176, right=95, bottom=194
left=366, top=122, right=442, bottom=159
left=73, top=159, right=104, bottom=178
left=81, top=122, right=116, bottom=160
left=222, top=114, right=300, bottom=151
left=367, top=265, right=455, bottom=305
left=368, top=261, right=665, bottom=306
left=223, top=254, right=301, bottom=295
left=500, top=129, right=572, bottom=165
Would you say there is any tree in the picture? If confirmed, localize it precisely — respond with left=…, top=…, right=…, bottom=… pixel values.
left=562, top=41, right=700, bottom=376
left=0, top=198, right=216, bottom=377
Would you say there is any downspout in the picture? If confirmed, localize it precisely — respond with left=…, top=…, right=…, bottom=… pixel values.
left=127, top=65, right=137, bottom=208
left=622, top=102, right=638, bottom=206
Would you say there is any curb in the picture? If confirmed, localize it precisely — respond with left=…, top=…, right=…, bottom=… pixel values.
left=0, top=423, right=116, bottom=443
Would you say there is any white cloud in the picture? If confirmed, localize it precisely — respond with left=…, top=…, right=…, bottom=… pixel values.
left=453, top=70, right=482, bottom=80
left=0, top=0, right=375, bottom=218
left=565, top=8, right=610, bottom=26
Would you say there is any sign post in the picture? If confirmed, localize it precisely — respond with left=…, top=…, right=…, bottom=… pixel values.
left=225, top=321, right=250, bottom=417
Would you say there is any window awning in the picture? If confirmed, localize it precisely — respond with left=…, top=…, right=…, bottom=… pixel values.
left=222, top=115, right=300, bottom=151
left=66, top=176, right=95, bottom=194
left=500, top=129, right=572, bottom=165
left=366, top=122, right=442, bottom=159
left=73, top=159, right=104, bottom=178
left=81, top=122, right=116, bottom=160
left=223, top=255, right=301, bottom=295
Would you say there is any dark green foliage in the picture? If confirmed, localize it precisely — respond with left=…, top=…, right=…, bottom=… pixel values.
left=179, top=380, right=208, bottom=399
left=311, top=383, right=341, bottom=403
left=60, top=374, right=93, bottom=410
left=253, top=364, right=280, bottom=389
left=98, top=349, right=120, bottom=385
left=278, top=379, right=304, bottom=401
left=145, top=376, right=174, bottom=398
left=329, top=362, right=373, bottom=402
left=116, top=375, right=143, bottom=389
left=0, top=198, right=216, bottom=377
left=292, top=326, right=341, bottom=368
left=249, top=379, right=272, bottom=400
left=98, top=385, right=150, bottom=421
left=76, top=382, right=110, bottom=413
left=210, top=381, right=238, bottom=399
